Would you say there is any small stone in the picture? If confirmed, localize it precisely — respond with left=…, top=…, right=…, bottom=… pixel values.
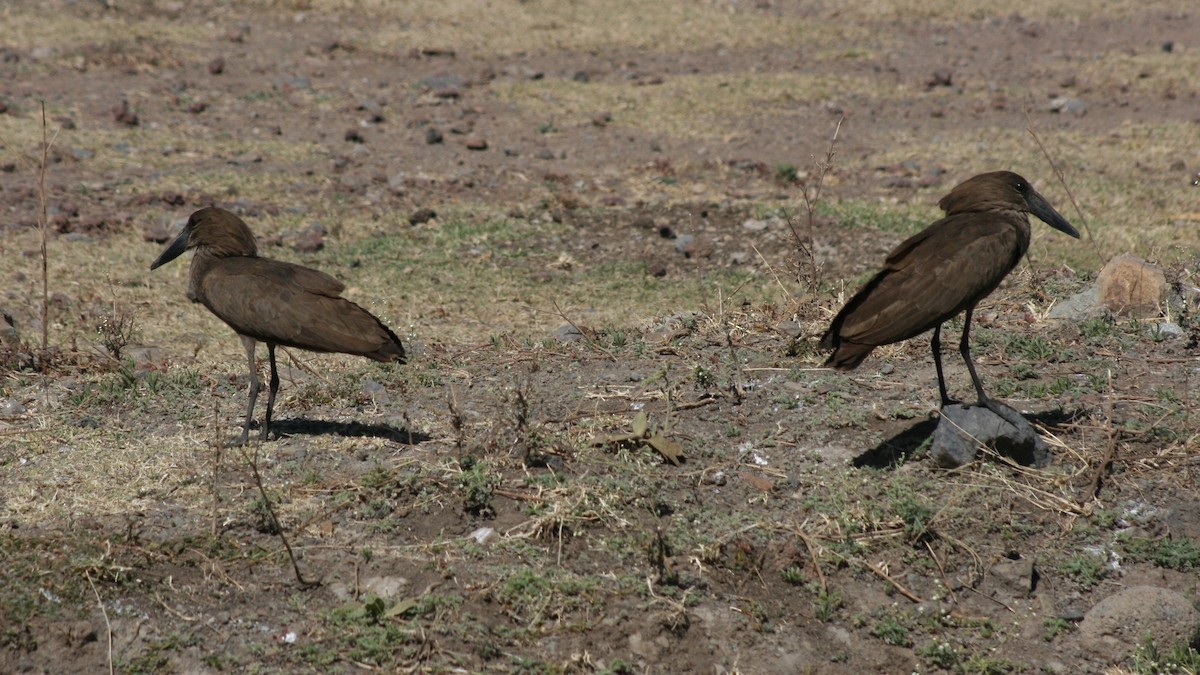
left=742, top=218, right=769, bottom=232
left=989, top=557, right=1036, bottom=596
left=424, top=127, right=443, bottom=144
left=728, top=251, right=750, bottom=265
left=646, top=261, right=667, bottom=278
left=409, top=208, right=436, bottom=225
left=360, top=378, right=391, bottom=404
left=776, top=321, right=802, bottom=339
left=1147, top=321, right=1184, bottom=341
left=113, top=99, right=138, bottom=126
left=189, top=101, right=208, bottom=114
left=591, top=110, right=612, bottom=127
left=573, top=70, right=590, bottom=83
left=208, top=56, right=225, bottom=75
left=344, top=128, right=365, bottom=143
left=465, top=136, right=488, bottom=150
left=927, top=69, right=953, bottom=88
left=673, top=233, right=694, bottom=254
left=1097, top=254, right=1166, bottom=318
left=1048, top=96, right=1087, bottom=115
left=0, top=398, right=26, bottom=415
left=553, top=324, right=584, bottom=342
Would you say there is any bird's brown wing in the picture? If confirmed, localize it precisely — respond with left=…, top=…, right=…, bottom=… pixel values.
left=826, top=215, right=1024, bottom=348
left=199, top=258, right=405, bottom=361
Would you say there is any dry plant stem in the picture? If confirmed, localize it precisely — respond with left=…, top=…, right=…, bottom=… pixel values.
left=924, top=540, right=958, bottom=604
left=789, top=116, right=842, bottom=293
left=797, top=530, right=826, bottom=594
left=551, top=298, right=615, bottom=361
left=211, top=403, right=223, bottom=538
left=37, top=102, right=61, bottom=353
left=85, top=570, right=115, bottom=675
left=865, top=560, right=923, bottom=603
left=1084, top=369, right=1118, bottom=501
left=1026, top=124, right=1104, bottom=265
left=238, top=443, right=320, bottom=588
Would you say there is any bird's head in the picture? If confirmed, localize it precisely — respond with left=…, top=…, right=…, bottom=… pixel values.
left=150, top=207, right=259, bottom=270
left=939, top=170, right=1080, bottom=239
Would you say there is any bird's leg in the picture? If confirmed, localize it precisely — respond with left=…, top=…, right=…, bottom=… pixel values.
left=958, top=307, right=1001, bottom=412
left=930, top=323, right=958, bottom=407
left=239, top=336, right=259, bottom=446
left=261, top=343, right=280, bottom=441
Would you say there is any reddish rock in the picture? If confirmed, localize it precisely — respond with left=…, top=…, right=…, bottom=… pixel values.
left=1096, top=254, right=1166, bottom=318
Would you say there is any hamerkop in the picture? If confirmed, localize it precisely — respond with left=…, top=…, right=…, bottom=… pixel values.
left=151, top=207, right=405, bottom=444
left=820, top=171, right=1079, bottom=411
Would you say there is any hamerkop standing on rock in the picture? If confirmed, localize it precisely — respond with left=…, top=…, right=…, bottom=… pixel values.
left=151, top=207, right=406, bottom=444
left=820, top=171, right=1079, bottom=412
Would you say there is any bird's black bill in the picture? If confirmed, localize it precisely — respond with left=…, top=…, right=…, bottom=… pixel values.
left=150, top=228, right=190, bottom=270
left=1026, top=189, right=1080, bottom=239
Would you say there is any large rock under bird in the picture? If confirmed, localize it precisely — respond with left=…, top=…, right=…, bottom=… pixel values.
left=150, top=207, right=405, bottom=444
left=819, top=171, right=1079, bottom=465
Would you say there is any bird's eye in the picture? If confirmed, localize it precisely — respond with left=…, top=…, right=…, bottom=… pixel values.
left=1013, top=181, right=1027, bottom=193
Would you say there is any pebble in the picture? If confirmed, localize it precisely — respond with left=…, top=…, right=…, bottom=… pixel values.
left=425, top=127, right=443, bottom=144
left=409, top=208, right=436, bottom=225
left=1048, top=96, right=1087, bottom=115
left=553, top=324, right=584, bottom=342
left=0, top=398, right=26, bottom=415
left=208, top=56, right=225, bottom=75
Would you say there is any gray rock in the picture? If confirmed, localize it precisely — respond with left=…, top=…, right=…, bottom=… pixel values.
left=0, top=398, right=26, bottom=415
left=931, top=402, right=1050, bottom=468
left=1079, top=586, right=1200, bottom=662
left=989, top=557, right=1036, bottom=596
left=673, top=233, right=694, bottom=254
left=742, top=218, right=769, bottom=232
left=1048, top=284, right=1103, bottom=321
left=776, top=321, right=803, bottom=339
left=1146, top=321, right=1184, bottom=341
left=553, top=324, right=584, bottom=342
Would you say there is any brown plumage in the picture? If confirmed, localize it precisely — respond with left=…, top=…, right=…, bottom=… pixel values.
left=820, top=171, right=1079, bottom=409
left=151, top=206, right=405, bottom=443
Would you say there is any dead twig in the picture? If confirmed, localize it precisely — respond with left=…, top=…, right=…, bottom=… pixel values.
left=238, top=442, right=320, bottom=588
left=865, top=560, right=923, bottom=603
left=84, top=570, right=115, bottom=675
left=1083, top=369, right=1118, bottom=502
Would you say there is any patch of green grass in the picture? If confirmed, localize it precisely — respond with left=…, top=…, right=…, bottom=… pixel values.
left=459, top=457, right=499, bottom=517
left=1131, top=634, right=1200, bottom=674
left=1121, top=536, right=1200, bottom=572
left=872, top=615, right=912, bottom=647
left=1043, top=617, right=1075, bottom=642
left=918, top=641, right=961, bottom=669
left=812, top=587, right=843, bottom=622
left=1061, top=552, right=1109, bottom=589
left=494, top=568, right=604, bottom=632
left=961, top=655, right=1018, bottom=674
left=818, top=199, right=935, bottom=236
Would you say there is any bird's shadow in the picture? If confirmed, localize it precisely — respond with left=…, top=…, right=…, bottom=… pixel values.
left=852, top=406, right=1085, bottom=469
left=268, top=418, right=431, bottom=445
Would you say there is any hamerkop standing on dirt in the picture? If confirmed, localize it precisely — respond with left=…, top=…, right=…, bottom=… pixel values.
left=151, top=207, right=406, bottom=444
left=820, top=171, right=1079, bottom=412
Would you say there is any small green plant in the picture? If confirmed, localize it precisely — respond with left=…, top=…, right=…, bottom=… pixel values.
left=780, top=565, right=805, bottom=585
left=813, top=587, right=842, bottom=623
left=918, top=641, right=960, bottom=669
left=1042, top=617, right=1074, bottom=642
left=693, top=365, right=716, bottom=388
left=1121, top=536, right=1200, bottom=571
left=1131, top=634, right=1200, bottom=674
left=872, top=616, right=912, bottom=647
left=775, top=163, right=800, bottom=184
left=1062, top=553, right=1107, bottom=589
left=459, top=457, right=498, bottom=517
left=961, top=655, right=1017, bottom=674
